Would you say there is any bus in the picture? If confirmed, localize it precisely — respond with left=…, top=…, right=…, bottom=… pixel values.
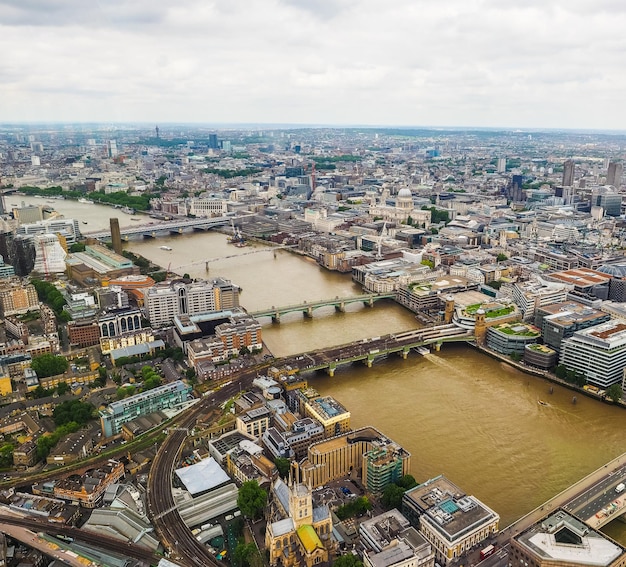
left=480, top=544, right=496, bottom=559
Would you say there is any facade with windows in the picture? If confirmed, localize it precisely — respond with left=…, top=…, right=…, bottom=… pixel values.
left=100, top=380, right=191, bottom=438
left=363, top=445, right=408, bottom=493
left=144, top=279, right=240, bottom=327
left=559, top=320, right=626, bottom=389
left=99, top=310, right=142, bottom=337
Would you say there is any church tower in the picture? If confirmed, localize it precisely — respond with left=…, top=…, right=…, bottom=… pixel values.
left=288, top=463, right=313, bottom=528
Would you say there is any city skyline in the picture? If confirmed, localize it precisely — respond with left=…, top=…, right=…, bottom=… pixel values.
left=2, top=0, right=626, bottom=130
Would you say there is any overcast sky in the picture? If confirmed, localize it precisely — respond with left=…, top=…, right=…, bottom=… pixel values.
left=2, top=0, right=626, bottom=130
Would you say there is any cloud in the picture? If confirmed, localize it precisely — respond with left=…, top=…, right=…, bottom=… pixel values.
left=0, top=0, right=626, bottom=128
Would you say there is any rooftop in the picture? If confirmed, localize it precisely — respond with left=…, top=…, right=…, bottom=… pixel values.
left=514, top=510, right=624, bottom=566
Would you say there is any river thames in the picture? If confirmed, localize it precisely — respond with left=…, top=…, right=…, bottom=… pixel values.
left=22, top=195, right=626, bottom=539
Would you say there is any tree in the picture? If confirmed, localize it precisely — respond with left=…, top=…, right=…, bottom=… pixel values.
left=237, top=480, right=267, bottom=520
left=31, top=354, right=69, bottom=378
left=0, top=443, right=14, bottom=468
left=607, top=384, right=622, bottom=403
left=396, top=474, right=418, bottom=490
left=381, top=484, right=405, bottom=509
left=274, top=457, right=290, bottom=479
left=56, top=382, right=70, bottom=395
left=53, top=400, right=94, bottom=426
left=333, top=555, right=364, bottom=567
left=555, top=364, right=567, bottom=379
left=233, top=542, right=263, bottom=567
left=69, top=242, right=86, bottom=253
left=496, top=253, right=508, bottom=262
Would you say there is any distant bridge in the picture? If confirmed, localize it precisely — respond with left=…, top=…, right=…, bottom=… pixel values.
left=83, top=215, right=231, bottom=240
left=249, top=293, right=396, bottom=322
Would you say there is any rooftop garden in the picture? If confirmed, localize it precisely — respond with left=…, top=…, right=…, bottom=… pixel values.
left=527, top=343, right=556, bottom=353
left=465, top=303, right=516, bottom=318
left=495, top=323, right=540, bottom=337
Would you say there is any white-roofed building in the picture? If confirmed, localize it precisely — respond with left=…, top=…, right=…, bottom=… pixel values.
left=175, top=457, right=230, bottom=496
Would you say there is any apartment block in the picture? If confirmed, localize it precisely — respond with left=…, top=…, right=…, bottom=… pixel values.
left=100, top=380, right=191, bottom=438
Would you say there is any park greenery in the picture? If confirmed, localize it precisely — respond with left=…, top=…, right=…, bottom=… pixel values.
left=606, top=384, right=623, bottom=403
left=381, top=474, right=419, bottom=509
left=233, top=542, right=263, bottom=567
left=203, top=167, right=262, bottom=178
left=17, top=185, right=155, bottom=211
left=335, top=496, right=372, bottom=520
left=53, top=400, right=95, bottom=426
left=333, top=555, right=364, bottom=567
left=31, top=278, right=71, bottom=322
left=421, top=206, right=449, bottom=224
left=554, top=364, right=587, bottom=387
left=0, top=443, right=15, bottom=468
left=31, top=354, right=69, bottom=378
left=236, top=480, right=267, bottom=520
left=274, top=457, right=290, bottom=479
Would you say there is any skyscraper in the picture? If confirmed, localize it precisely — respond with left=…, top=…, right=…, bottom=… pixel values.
left=562, top=159, right=575, bottom=187
left=607, top=161, right=623, bottom=188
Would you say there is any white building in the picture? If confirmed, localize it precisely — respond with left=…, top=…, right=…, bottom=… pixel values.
left=32, top=234, right=67, bottom=276
left=511, top=277, right=569, bottom=321
left=144, top=279, right=239, bottom=327
left=560, top=320, right=626, bottom=389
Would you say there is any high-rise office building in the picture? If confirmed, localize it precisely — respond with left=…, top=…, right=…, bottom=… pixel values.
left=144, top=279, right=240, bottom=327
left=107, top=140, right=118, bottom=158
left=562, top=159, right=575, bottom=187
left=607, top=161, right=623, bottom=188
left=497, top=157, right=506, bottom=173
left=208, top=133, right=218, bottom=149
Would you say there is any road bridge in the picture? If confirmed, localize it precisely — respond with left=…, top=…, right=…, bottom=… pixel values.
left=249, top=293, right=396, bottom=322
left=83, top=215, right=231, bottom=240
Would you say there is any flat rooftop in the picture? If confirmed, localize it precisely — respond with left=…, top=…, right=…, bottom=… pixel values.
left=541, top=301, right=607, bottom=326
left=404, top=476, right=499, bottom=542
left=514, top=510, right=624, bottom=566
left=548, top=267, right=611, bottom=288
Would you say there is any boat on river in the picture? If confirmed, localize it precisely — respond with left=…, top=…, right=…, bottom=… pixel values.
left=538, top=400, right=548, bottom=406
left=160, top=246, right=172, bottom=251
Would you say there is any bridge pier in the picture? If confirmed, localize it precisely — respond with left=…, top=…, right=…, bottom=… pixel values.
left=335, top=302, right=346, bottom=313
left=366, top=355, right=375, bottom=367
left=434, top=341, right=442, bottom=352
left=271, top=313, right=280, bottom=323
left=401, top=346, right=410, bottom=359
left=304, top=307, right=313, bottom=318
left=364, top=297, right=374, bottom=307
left=327, top=362, right=336, bottom=377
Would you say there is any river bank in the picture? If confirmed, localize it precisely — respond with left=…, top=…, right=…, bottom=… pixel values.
left=471, top=342, right=624, bottom=409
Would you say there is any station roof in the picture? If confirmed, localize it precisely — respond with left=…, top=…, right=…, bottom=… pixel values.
left=175, top=457, right=229, bottom=496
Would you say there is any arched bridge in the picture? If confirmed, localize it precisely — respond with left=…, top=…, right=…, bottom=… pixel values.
left=249, top=293, right=396, bottom=322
